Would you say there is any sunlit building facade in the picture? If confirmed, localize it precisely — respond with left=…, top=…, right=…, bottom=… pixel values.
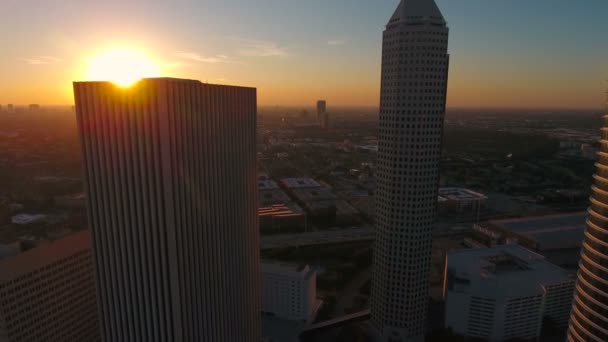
left=567, top=107, right=608, bottom=342
left=74, top=78, right=260, bottom=342
left=370, top=0, right=450, bottom=341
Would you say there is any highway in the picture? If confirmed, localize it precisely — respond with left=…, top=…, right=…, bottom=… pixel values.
left=259, top=220, right=477, bottom=250
left=260, top=226, right=374, bottom=250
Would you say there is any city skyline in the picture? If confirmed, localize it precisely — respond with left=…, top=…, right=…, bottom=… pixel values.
left=0, top=1, right=606, bottom=341
left=0, top=0, right=607, bottom=109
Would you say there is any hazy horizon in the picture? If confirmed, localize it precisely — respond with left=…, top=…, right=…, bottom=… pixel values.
left=1, top=103, right=604, bottom=112
left=0, top=0, right=607, bottom=109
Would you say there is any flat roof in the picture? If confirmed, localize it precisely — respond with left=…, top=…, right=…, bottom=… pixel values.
left=258, top=180, right=279, bottom=190
left=447, top=245, right=574, bottom=297
left=290, top=187, right=337, bottom=202
left=259, top=189, right=291, bottom=206
left=303, top=200, right=359, bottom=216
left=258, top=203, right=304, bottom=217
left=0, top=230, right=91, bottom=282
left=55, top=193, right=86, bottom=200
left=261, top=261, right=314, bottom=279
left=0, top=218, right=83, bottom=245
left=438, top=187, right=487, bottom=201
left=357, top=145, right=378, bottom=152
left=486, top=212, right=587, bottom=250
left=11, top=214, right=48, bottom=225
left=280, top=178, right=321, bottom=189
left=74, top=78, right=256, bottom=90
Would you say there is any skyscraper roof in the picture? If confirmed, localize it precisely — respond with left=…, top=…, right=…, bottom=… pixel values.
left=388, top=0, right=445, bottom=25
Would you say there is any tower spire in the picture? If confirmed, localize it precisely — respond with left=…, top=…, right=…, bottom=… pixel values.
left=389, top=0, right=445, bottom=25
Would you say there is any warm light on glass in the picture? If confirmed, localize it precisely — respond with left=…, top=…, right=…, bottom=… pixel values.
left=85, top=48, right=160, bottom=87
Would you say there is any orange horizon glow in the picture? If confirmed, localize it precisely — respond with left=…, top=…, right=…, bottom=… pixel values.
left=0, top=52, right=604, bottom=110
left=0, top=1, right=606, bottom=110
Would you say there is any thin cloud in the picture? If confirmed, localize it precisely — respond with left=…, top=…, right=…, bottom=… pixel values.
left=236, top=39, right=287, bottom=57
left=21, top=56, right=62, bottom=65
left=174, top=51, right=228, bottom=64
left=163, top=61, right=187, bottom=69
left=327, top=39, right=347, bottom=46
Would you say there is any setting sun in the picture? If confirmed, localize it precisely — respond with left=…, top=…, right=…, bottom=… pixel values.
left=85, top=48, right=160, bottom=87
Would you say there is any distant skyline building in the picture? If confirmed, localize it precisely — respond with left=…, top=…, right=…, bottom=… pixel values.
left=6, top=104, right=12, bottom=112
left=0, top=231, right=99, bottom=342
left=74, top=78, right=260, bottom=342
left=444, top=245, right=574, bottom=342
left=567, top=98, right=608, bottom=342
left=316, top=100, right=326, bottom=126
left=370, top=0, right=450, bottom=341
left=28, top=104, right=40, bottom=111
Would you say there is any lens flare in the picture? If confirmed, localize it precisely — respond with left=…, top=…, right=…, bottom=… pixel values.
left=85, top=48, right=160, bottom=87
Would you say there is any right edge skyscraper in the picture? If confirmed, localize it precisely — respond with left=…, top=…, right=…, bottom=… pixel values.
left=371, top=1, right=449, bottom=341
left=567, top=96, right=608, bottom=341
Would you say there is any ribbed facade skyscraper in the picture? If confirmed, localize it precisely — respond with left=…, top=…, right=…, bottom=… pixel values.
left=74, top=78, right=260, bottom=342
left=370, top=1, right=449, bottom=341
left=567, top=100, right=608, bottom=342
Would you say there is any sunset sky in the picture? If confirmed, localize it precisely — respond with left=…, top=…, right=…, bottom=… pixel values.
left=0, top=0, right=607, bottom=109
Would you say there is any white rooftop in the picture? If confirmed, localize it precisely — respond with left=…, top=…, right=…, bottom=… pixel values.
left=258, top=180, right=279, bottom=190
left=261, top=261, right=314, bottom=279
left=389, top=0, right=445, bottom=25
left=280, top=178, right=321, bottom=189
left=11, top=214, right=48, bottom=225
left=447, top=245, right=573, bottom=297
left=439, top=187, right=487, bottom=201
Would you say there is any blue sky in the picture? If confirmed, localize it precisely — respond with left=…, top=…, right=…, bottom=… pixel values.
left=0, top=0, right=606, bottom=108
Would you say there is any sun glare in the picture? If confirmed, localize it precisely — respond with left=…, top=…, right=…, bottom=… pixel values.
left=85, top=48, right=160, bottom=87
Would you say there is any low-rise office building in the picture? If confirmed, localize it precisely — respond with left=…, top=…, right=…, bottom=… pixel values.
left=444, top=244, right=575, bottom=342
left=258, top=178, right=306, bottom=231
left=261, top=262, right=319, bottom=323
left=438, top=187, right=487, bottom=213
left=472, top=212, right=586, bottom=270
left=285, top=182, right=360, bottom=225
left=259, top=204, right=306, bottom=232
left=280, top=177, right=322, bottom=189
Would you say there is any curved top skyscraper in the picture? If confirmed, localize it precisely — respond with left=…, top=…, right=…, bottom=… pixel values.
left=370, top=1, right=449, bottom=341
left=568, top=103, right=608, bottom=341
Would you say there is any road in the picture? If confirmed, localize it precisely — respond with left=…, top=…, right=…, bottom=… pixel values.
left=259, top=219, right=487, bottom=250
left=260, top=227, right=373, bottom=250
